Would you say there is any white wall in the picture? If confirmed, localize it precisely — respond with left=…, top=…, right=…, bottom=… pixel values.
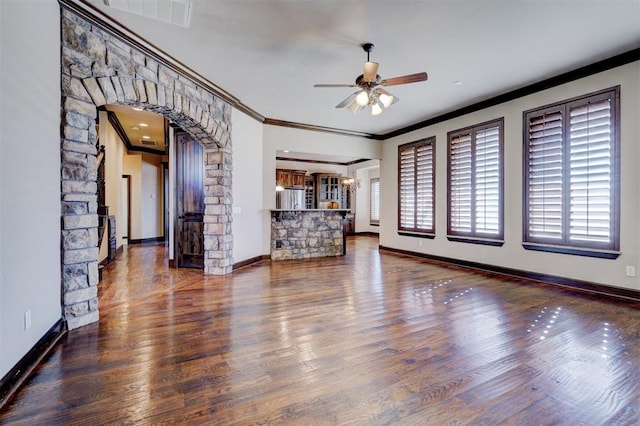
left=354, top=162, right=380, bottom=233
left=381, top=62, right=640, bottom=291
left=0, top=0, right=61, bottom=378
left=263, top=125, right=383, bottom=254
left=232, top=108, right=266, bottom=263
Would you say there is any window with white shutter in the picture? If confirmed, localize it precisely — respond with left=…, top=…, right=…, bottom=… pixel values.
left=523, top=87, right=620, bottom=258
left=447, top=118, right=504, bottom=245
left=370, top=178, right=380, bottom=224
left=398, top=137, right=435, bottom=236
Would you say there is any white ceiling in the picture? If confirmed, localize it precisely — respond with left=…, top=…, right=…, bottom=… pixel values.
left=90, top=0, right=640, bottom=136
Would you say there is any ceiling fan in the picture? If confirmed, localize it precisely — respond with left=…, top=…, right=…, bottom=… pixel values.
left=313, top=42, right=428, bottom=116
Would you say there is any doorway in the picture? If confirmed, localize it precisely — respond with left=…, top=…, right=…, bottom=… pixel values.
left=175, top=131, right=205, bottom=268
left=120, top=175, right=131, bottom=247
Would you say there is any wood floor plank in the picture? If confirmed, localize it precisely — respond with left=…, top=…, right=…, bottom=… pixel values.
left=1, top=235, right=638, bottom=424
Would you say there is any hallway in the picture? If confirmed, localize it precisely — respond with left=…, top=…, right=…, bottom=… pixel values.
left=1, top=236, right=639, bottom=424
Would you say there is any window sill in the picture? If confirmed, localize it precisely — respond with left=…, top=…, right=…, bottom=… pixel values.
left=398, top=231, right=435, bottom=239
left=447, top=235, right=504, bottom=247
left=522, top=243, right=620, bottom=259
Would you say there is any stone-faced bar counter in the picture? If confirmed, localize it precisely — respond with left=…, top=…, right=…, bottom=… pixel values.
left=270, top=209, right=349, bottom=260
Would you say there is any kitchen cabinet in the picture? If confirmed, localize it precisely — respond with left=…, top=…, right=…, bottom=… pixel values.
left=344, top=213, right=355, bottom=235
left=304, top=176, right=315, bottom=209
left=313, top=173, right=341, bottom=209
left=292, top=170, right=305, bottom=188
left=276, top=169, right=306, bottom=189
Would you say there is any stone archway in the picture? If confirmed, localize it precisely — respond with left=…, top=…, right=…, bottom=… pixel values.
left=60, top=6, right=233, bottom=329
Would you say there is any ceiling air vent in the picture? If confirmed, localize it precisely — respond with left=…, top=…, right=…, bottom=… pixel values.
left=102, top=0, right=192, bottom=28
left=140, top=139, right=158, bottom=146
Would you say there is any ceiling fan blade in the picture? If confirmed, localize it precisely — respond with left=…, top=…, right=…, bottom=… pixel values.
left=363, top=61, right=379, bottom=82
left=313, top=83, right=359, bottom=88
left=380, top=72, right=428, bottom=86
left=335, top=92, right=358, bottom=108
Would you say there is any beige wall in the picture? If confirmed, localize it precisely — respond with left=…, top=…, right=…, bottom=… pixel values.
left=0, top=0, right=61, bottom=378
left=231, top=109, right=265, bottom=262
left=381, top=62, right=640, bottom=291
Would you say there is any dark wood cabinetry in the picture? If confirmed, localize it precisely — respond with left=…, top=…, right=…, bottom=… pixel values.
left=304, top=176, right=315, bottom=209
left=344, top=213, right=355, bottom=235
left=276, top=169, right=306, bottom=189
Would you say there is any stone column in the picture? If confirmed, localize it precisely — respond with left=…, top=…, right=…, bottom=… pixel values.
left=203, top=146, right=233, bottom=274
left=61, top=104, right=101, bottom=330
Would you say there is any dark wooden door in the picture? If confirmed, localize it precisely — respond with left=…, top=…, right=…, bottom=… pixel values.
left=175, top=132, right=204, bottom=268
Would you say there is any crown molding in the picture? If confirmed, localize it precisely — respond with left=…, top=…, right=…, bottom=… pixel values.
left=380, top=48, right=640, bottom=140
left=263, top=118, right=380, bottom=140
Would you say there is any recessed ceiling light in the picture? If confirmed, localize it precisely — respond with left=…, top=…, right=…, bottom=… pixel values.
left=142, top=135, right=151, bottom=139
left=139, top=122, right=149, bottom=127
left=454, top=81, right=463, bottom=86
left=131, top=126, right=139, bottom=131
left=283, top=150, right=290, bottom=153
left=132, top=107, right=144, bottom=111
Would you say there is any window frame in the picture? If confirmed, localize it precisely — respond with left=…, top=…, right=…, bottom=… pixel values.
left=447, top=117, right=505, bottom=246
left=522, top=86, right=620, bottom=259
left=370, top=177, right=380, bottom=225
left=397, top=137, right=436, bottom=238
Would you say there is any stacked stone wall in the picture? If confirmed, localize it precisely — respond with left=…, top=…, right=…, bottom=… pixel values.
left=271, top=211, right=346, bottom=260
left=60, top=6, right=233, bottom=329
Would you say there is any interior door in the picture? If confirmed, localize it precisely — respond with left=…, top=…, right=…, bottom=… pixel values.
left=175, top=131, right=204, bottom=268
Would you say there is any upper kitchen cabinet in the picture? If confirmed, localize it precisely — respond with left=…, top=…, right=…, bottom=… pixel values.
left=276, top=169, right=306, bottom=189
left=313, top=173, right=341, bottom=209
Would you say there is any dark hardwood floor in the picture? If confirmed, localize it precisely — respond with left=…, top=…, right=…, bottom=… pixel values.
left=1, top=235, right=639, bottom=424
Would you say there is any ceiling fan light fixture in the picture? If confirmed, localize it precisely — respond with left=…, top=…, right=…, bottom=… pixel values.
left=313, top=42, right=427, bottom=118
left=379, top=93, right=394, bottom=108
left=371, top=103, right=383, bottom=116
left=355, top=90, right=369, bottom=106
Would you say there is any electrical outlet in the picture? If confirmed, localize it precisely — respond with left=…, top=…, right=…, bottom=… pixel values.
left=625, top=266, right=636, bottom=277
left=24, top=310, right=31, bottom=330
left=418, top=240, right=424, bottom=247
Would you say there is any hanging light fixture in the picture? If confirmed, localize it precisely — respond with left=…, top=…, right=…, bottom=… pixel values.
left=370, top=102, right=383, bottom=116
left=355, top=90, right=369, bottom=106
left=314, top=42, right=428, bottom=117
left=338, top=44, right=402, bottom=116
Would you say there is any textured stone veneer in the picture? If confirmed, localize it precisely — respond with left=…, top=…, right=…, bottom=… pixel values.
left=271, top=210, right=347, bottom=260
left=60, top=7, right=233, bottom=329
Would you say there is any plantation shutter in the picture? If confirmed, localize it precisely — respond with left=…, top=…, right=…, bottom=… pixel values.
left=449, top=132, right=473, bottom=233
left=415, top=143, right=434, bottom=230
left=474, top=125, right=501, bottom=234
left=526, top=110, right=564, bottom=241
left=524, top=87, right=619, bottom=256
left=399, top=145, right=416, bottom=229
left=568, top=98, right=613, bottom=244
left=370, top=178, right=380, bottom=224
left=398, top=138, right=435, bottom=234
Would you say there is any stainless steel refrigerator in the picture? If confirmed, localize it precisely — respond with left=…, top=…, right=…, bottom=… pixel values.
left=276, top=189, right=305, bottom=210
